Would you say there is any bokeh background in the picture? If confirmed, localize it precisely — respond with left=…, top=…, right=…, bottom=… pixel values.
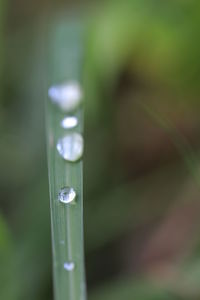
left=1, top=0, right=200, bottom=299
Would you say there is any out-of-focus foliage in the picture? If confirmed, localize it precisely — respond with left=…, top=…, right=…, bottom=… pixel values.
left=0, top=0, right=200, bottom=299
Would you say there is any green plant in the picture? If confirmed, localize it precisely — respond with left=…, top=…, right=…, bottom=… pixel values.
left=46, top=16, right=86, bottom=300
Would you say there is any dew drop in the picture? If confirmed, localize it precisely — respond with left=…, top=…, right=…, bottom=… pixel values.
left=48, top=81, right=82, bottom=112
left=58, top=187, right=76, bottom=204
left=64, top=262, right=75, bottom=271
left=57, top=133, right=83, bottom=162
left=61, top=116, right=78, bottom=129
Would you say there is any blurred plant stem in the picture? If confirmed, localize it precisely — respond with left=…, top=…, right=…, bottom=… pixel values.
left=0, top=0, right=5, bottom=95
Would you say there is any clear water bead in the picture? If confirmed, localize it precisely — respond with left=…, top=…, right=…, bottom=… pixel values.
left=57, top=133, right=83, bottom=162
left=48, top=81, right=82, bottom=112
left=61, top=116, right=78, bottom=129
left=58, top=187, right=76, bottom=204
left=64, top=262, right=75, bottom=271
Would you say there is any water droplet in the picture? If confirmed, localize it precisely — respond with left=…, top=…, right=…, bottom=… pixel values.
left=58, top=187, right=76, bottom=204
left=60, top=240, right=65, bottom=245
left=64, top=262, right=75, bottom=271
left=61, top=116, right=78, bottom=129
left=57, top=133, right=83, bottom=162
left=48, top=81, right=82, bottom=112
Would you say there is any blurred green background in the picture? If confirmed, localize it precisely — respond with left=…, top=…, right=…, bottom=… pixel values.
left=1, top=0, right=200, bottom=299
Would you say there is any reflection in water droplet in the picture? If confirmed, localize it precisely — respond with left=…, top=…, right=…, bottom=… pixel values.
left=58, top=187, right=76, bottom=204
left=48, top=81, right=82, bottom=112
left=61, top=116, right=78, bottom=129
left=64, top=262, right=75, bottom=271
left=57, top=133, right=83, bottom=162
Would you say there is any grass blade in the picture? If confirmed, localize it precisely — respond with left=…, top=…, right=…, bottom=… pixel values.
left=45, top=16, right=86, bottom=300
